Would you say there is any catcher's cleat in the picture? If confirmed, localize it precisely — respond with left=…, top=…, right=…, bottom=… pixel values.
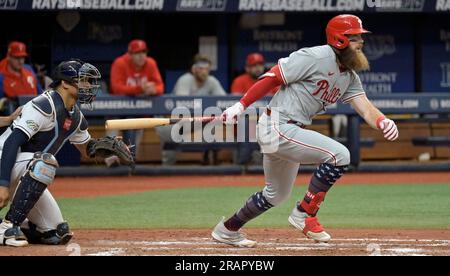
left=22, top=221, right=73, bottom=245
left=288, top=208, right=331, bottom=243
left=0, top=220, right=28, bottom=247
left=211, top=218, right=257, bottom=248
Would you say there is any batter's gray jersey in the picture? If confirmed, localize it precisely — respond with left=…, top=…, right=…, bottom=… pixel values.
left=269, top=45, right=366, bottom=125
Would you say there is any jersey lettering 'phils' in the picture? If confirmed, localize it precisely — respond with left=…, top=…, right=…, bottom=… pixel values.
left=270, top=45, right=366, bottom=125
left=312, top=80, right=341, bottom=104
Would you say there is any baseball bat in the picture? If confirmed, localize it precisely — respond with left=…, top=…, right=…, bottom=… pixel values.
left=105, top=116, right=218, bottom=130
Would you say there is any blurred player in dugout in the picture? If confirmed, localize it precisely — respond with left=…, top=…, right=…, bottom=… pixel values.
left=231, top=53, right=278, bottom=165
left=107, top=39, right=165, bottom=166
left=231, top=53, right=277, bottom=96
left=0, top=41, right=42, bottom=112
left=110, top=39, right=164, bottom=96
left=157, top=54, right=226, bottom=165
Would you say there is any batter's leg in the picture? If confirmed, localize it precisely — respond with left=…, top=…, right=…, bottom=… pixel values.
left=272, top=125, right=351, bottom=242
left=212, top=153, right=299, bottom=247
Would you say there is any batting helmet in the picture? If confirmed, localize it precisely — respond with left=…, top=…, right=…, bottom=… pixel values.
left=326, top=14, right=370, bottom=50
left=50, top=59, right=101, bottom=105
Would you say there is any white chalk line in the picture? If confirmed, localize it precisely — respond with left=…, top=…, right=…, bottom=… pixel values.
left=87, top=248, right=125, bottom=256
left=95, top=239, right=450, bottom=248
left=190, top=237, right=450, bottom=243
left=88, top=238, right=450, bottom=256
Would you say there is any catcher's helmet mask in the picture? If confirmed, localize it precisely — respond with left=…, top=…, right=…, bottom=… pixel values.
left=50, top=59, right=101, bottom=107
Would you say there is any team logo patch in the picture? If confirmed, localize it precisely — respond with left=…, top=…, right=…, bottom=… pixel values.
left=26, top=120, right=39, bottom=132
left=63, top=118, right=73, bottom=130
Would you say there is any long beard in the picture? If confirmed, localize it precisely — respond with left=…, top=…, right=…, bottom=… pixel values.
left=337, top=47, right=370, bottom=72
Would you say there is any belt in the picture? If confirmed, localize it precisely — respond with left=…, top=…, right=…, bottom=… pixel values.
left=265, top=108, right=305, bottom=129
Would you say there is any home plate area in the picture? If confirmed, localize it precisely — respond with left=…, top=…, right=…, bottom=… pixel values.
left=1, top=229, right=449, bottom=256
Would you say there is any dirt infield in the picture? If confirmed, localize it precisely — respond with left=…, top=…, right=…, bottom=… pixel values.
left=50, top=172, right=450, bottom=198
left=1, top=229, right=449, bottom=256
left=0, top=172, right=448, bottom=256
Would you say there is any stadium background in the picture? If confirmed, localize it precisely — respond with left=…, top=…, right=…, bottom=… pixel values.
left=0, top=0, right=449, bottom=256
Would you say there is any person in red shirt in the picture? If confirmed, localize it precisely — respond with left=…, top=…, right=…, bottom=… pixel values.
left=0, top=41, right=42, bottom=98
left=231, top=53, right=277, bottom=96
left=110, top=39, right=164, bottom=96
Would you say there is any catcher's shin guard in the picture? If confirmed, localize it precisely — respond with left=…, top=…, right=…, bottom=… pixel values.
left=6, top=152, right=58, bottom=226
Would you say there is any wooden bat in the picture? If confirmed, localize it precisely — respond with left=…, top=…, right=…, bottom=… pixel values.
left=105, top=116, right=218, bottom=130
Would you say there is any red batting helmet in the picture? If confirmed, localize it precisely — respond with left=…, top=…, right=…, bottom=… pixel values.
left=326, top=14, right=370, bottom=50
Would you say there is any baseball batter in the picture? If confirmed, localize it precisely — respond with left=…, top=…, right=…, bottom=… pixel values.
left=0, top=59, right=133, bottom=247
left=212, top=15, right=399, bottom=247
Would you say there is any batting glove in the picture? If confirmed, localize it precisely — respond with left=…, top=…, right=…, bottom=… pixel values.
left=376, top=116, right=399, bottom=141
left=221, top=102, right=245, bottom=124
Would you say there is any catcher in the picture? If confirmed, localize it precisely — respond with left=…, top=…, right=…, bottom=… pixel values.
left=0, top=59, right=134, bottom=247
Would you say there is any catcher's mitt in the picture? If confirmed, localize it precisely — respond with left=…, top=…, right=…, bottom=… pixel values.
left=86, top=136, right=134, bottom=166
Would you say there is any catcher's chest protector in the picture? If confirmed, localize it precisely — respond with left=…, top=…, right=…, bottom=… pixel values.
left=21, top=90, right=85, bottom=155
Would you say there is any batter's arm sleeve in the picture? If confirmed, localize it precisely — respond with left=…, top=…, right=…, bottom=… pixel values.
left=0, top=129, right=29, bottom=187
left=110, top=60, right=143, bottom=95
left=239, top=66, right=284, bottom=108
left=148, top=59, right=165, bottom=95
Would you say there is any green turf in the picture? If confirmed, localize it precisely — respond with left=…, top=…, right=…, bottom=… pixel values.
left=3, top=184, right=448, bottom=230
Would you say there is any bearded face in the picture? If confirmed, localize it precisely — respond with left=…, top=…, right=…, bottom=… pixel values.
left=336, top=35, right=370, bottom=72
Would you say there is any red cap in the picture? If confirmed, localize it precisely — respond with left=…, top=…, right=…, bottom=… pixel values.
left=246, top=53, right=264, bottom=66
left=128, top=39, right=148, bottom=54
left=8, top=41, right=28, bottom=57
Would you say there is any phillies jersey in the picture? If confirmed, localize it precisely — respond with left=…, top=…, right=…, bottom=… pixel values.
left=110, top=53, right=164, bottom=96
left=269, top=45, right=365, bottom=125
left=231, top=73, right=278, bottom=96
left=0, top=59, right=42, bottom=97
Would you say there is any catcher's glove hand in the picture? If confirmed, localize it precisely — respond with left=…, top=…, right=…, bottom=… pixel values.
left=86, top=136, right=134, bottom=166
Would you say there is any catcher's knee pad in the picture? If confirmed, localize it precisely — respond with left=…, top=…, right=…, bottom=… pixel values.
left=28, top=152, right=59, bottom=185
left=22, top=221, right=73, bottom=245
left=6, top=152, right=59, bottom=226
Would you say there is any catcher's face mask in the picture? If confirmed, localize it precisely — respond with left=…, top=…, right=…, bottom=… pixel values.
left=75, top=63, right=101, bottom=107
